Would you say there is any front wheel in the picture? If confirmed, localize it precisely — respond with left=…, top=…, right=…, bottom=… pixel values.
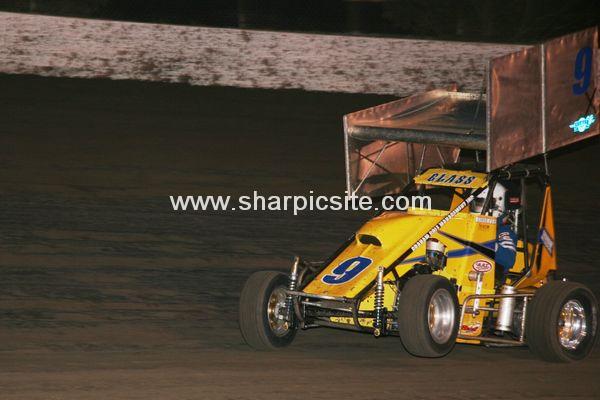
left=239, top=271, right=296, bottom=350
left=526, top=281, right=598, bottom=362
left=397, top=275, right=460, bottom=357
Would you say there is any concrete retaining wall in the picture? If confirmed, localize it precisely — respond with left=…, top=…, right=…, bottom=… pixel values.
left=0, top=12, right=523, bottom=96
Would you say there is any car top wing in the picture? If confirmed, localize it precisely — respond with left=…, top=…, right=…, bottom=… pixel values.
left=345, top=26, right=598, bottom=196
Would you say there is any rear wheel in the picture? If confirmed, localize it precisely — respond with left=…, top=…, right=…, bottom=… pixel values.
left=526, top=281, right=598, bottom=362
left=398, top=275, right=459, bottom=357
left=239, top=271, right=296, bottom=350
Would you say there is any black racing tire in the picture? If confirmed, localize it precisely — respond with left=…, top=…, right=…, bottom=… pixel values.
left=398, top=275, right=460, bottom=358
left=526, top=281, right=598, bottom=362
left=239, top=271, right=296, bottom=350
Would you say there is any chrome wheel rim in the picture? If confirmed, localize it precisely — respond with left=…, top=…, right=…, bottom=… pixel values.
left=558, top=299, right=587, bottom=350
left=427, top=289, right=455, bottom=344
left=428, top=289, right=455, bottom=344
left=267, top=287, right=289, bottom=337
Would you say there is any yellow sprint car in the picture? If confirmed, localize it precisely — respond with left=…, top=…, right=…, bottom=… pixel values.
left=240, top=164, right=597, bottom=362
left=239, top=27, right=599, bottom=362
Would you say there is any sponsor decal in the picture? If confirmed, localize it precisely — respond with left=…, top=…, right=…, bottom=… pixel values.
left=569, top=114, right=596, bottom=133
left=427, top=172, right=476, bottom=185
left=472, top=259, right=493, bottom=273
left=460, top=323, right=481, bottom=334
left=476, top=216, right=496, bottom=225
left=410, top=195, right=475, bottom=252
left=509, top=196, right=521, bottom=205
left=539, top=228, right=554, bottom=255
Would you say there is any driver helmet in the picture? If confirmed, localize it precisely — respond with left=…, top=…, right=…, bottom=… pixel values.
left=470, top=182, right=507, bottom=216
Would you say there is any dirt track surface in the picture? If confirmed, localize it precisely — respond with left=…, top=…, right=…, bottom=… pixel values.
left=1, top=74, right=599, bottom=399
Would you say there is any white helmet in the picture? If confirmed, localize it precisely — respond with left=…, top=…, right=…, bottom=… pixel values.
left=470, top=183, right=507, bottom=216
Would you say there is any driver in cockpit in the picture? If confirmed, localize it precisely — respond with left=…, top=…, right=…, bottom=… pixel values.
left=470, top=182, right=518, bottom=286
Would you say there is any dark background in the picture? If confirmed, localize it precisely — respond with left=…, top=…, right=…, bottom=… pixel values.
left=1, top=2, right=600, bottom=399
left=1, top=0, right=598, bottom=43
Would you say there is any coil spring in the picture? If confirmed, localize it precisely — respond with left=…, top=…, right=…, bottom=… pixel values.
left=285, top=258, right=300, bottom=323
left=374, top=267, right=384, bottom=331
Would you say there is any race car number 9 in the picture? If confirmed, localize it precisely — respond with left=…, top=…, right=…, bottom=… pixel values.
left=322, top=256, right=372, bottom=285
left=572, top=46, right=592, bottom=96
